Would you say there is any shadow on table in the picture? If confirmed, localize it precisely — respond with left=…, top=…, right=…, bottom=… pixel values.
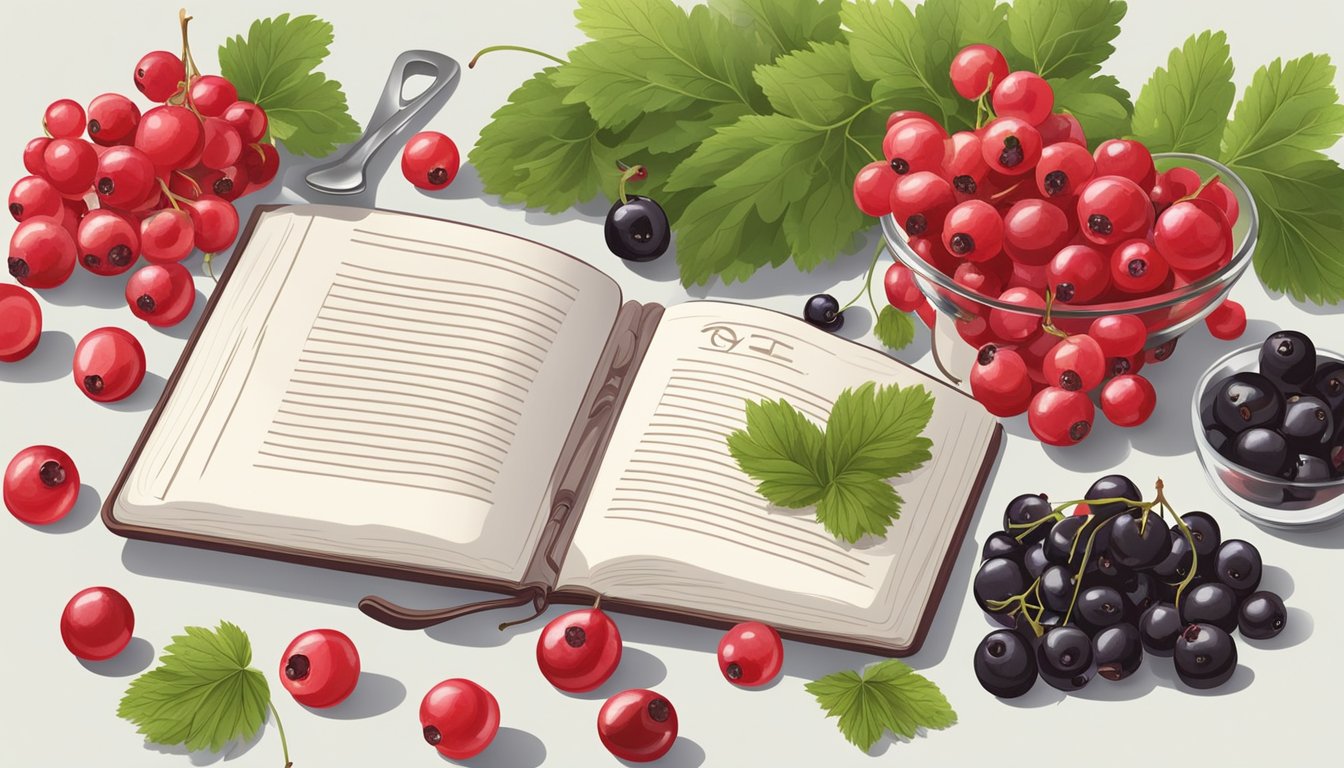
left=79, top=636, right=154, bottom=677
left=303, top=672, right=406, bottom=720
left=0, top=330, right=74, bottom=384
left=1261, top=521, right=1344, bottom=549
left=23, top=483, right=101, bottom=534
left=444, top=727, right=547, bottom=768
left=143, top=721, right=265, bottom=764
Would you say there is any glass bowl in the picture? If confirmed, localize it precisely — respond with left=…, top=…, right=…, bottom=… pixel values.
left=881, top=152, right=1258, bottom=388
left=1191, top=344, right=1344, bottom=529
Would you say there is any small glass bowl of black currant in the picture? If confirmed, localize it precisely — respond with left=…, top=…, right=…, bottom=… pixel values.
left=1191, top=340, right=1344, bottom=529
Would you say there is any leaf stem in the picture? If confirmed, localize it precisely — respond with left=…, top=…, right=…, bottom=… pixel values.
left=267, top=702, right=292, bottom=768
left=841, top=239, right=886, bottom=312
left=616, top=164, right=646, bottom=206
left=468, top=45, right=566, bottom=69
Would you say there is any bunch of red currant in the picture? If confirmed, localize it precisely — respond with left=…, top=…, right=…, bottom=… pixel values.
left=853, top=44, right=1248, bottom=446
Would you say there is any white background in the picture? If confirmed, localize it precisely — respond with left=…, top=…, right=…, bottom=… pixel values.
left=2, top=1, right=1342, bottom=766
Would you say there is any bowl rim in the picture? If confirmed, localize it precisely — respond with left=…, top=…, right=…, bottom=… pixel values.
left=881, top=152, right=1261, bottom=318
left=1190, top=342, right=1344, bottom=490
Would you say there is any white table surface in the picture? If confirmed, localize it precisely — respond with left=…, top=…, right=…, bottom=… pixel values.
left=3, top=1, right=1342, bottom=766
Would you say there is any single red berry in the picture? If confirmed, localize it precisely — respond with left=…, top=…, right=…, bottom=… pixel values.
left=95, top=146, right=157, bottom=209
left=77, top=209, right=140, bottom=276
left=885, top=262, right=925, bottom=311
left=1110, top=239, right=1170, bottom=294
left=970, top=343, right=1033, bottom=417
left=8, top=175, right=63, bottom=223
left=943, top=200, right=1004, bottom=262
left=852, top=161, right=897, bottom=216
left=992, top=72, right=1055, bottom=126
left=883, top=118, right=947, bottom=176
left=402, top=131, right=460, bottom=190
left=1089, top=315, right=1146, bottom=357
left=280, top=629, right=361, bottom=708
left=86, top=93, right=141, bottom=146
left=1093, top=139, right=1155, bottom=189
left=1204, top=299, right=1247, bottom=341
left=140, top=209, right=195, bottom=264
left=189, top=75, right=238, bottom=118
left=420, top=679, right=500, bottom=760
left=221, top=101, right=269, bottom=144
left=949, top=44, right=1009, bottom=100
left=0, top=284, right=42, bottom=362
left=943, top=131, right=989, bottom=197
left=717, top=621, right=783, bottom=687
left=981, top=117, right=1043, bottom=175
left=1076, top=175, right=1152, bottom=246
left=1154, top=199, right=1230, bottom=273
left=1002, top=199, right=1070, bottom=266
left=8, top=218, right=77, bottom=289
left=134, top=51, right=186, bottom=102
left=1196, top=179, right=1240, bottom=226
left=597, top=689, right=678, bottom=763
left=73, top=327, right=146, bottom=403
left=200, top=117, right=244, bottom=170
left=1100, top=374, right=1157, bottom=427
left=126, top=263, right=196, bottom=327
left=1036, top=142, right=1095, bottom=199
left=23, top=137, right=52, bottom=175
left=890, top=171, right=955, bottom=237
left=1028, top=387, right=1095, bottom=446
left=1149, top=167, right=1201, bottom=214
left=242, top=143, right=281, bottom=188
left=4, top=445, right=79, bottom=525
left=1047, top=244, right=1108, bottom=304
left=989, top=286, right=1044, bottom=341
left=1044, top=334, right=1107, bottom=391
left=61, top=587, right=134, bottom=661
left=1038, top=113, right=1086, bottom=147
left=41, top=138, right=99, bottom=195
left=536, top=608, right=623, bottom=693
left=187, top=196, right=240, bottom=253
left=44, top=99, right=86, bottom=139
left=135, top=106, right=205, bottom=170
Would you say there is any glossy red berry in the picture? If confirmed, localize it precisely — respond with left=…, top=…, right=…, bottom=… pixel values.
left=140, top=209, right=195, bottom=264
left=884, top=262, right=924, bottom=311
left=1149, top=167, right=1201, bottom=214
left=280, top=629, right=361, bottom=708
left=597, top=689, right=678, bottom=763
left=944, top=131, right=989, bottom=197
left=200, top=118, right=244, bottom=170
left=73, top=327, right=146, bottom=403
left=1002, top=199, right=1070, bottom=266
left=1100, top=374, right=1157, bottom=427
left=420, top=679, right=500, bottom=760
left=135, top=106, right=205, bottom=170
left=4, top=445, right=79, bottom=524
left=1110, top=239, right=1169, bottom=294
left=1205, top=299, right=1247, bottom=341
left=1093, top=139, right=1155, bottom=189
left=8, top=176, right=63, bottom=223
left=61, top=587, right=134, bottom=661
left=718, top=621, right=783, bottom=687
left=187, top=196, right=240, bottom=253
left=1154, top=199, right=1230, bottom=273
left=188, top=75, right=238, bottom=118
left=1089, top=315, right=1146, bottom=357
left=1038, top=112, right=1086, bottom=147
left=1044, top=334, right=1107, bottom=391
left=222, top=101, right=269, bottom=144
left=1076, top=175, right=1152, bottom=245
left=44, top=99, right=86, bottom=139
left=883, top=118, right=947, bottom=176
left=41, top=138, right=99, bottom=195
left=890, top=171, right=955, bottom=237
left=78, top=210, right=140, bottom=276
left=86, top=93, right=141, bottom=145
left=23, top=137, right=52, bottom=175
left=537, top=608, right=623, bottom=693
left=126, top=263, right=196, bottom=327
left=241, top=143, right=280, bottom=188
left=1036, top=142, right=1095, bottom=199
left=9, top=218, right=77, bottom=289
left=885, top=110, right=941, bottom=131
left=981, top=117, right=1043, bottom=176
left=954, top=261, right=1003, bottom=299
left=852, top=161, right=897, bottom=216
left=1047, top=244, right=1108, bottom=304
left=95, top=146, right=157, bottom=209
left=943, top=200, right=1004, bottom=262
left=1197, top=179, right=1240, bottom=225
left=402, top=131, right=460, bottom=190
left=1028, top=387, right=1095, bottom=446
left=970, top=344, right=1033, bottom=417
left=134, top=51, right=186, bottom=102
left=949, top=44, right=1009, bottom=99
left=989, top=287, right=1044, bottom=341
left=992, top=72, right=1055, bottom=126
left=0, top=284, right=42, bottom=363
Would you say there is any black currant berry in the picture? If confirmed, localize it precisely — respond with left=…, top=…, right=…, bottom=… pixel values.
left=802, top=294, right=843, bottom=332
left=974, top=630, right=1038, bottom=698
left=1174, top=623, right=1237, bottom=689
left=974, top=557, right=1027, bottom=621
left=1084, top=474, right=1143, bottom=519
left=1002, top=492, right=1054, bottom=543
left=981, top=531, right=1024, bottom=564
left=1309, top=361, right=1344, bottom=414
left=1292, top=454, right=1332, bottom=482
left=604, top=195, right=670, bottom=262
left=1213, top=539, right=1262, bottom=597
left=1043, top=515, right=1089, bottom=567
left=1121, top=571, right=1158, bottom=614
left=1180, top=511, right=1222, bottom=560
left=1039, top=564, right=1076, bottom=613
left=1281, top=395, right=1334, bottom=452
left=1233, top=427, right=1291, bottom=477
left=1179, top=582, right=1239, bottom=633
left=1092, top=623, right=1143, bottom=681
left=1213, top=372, right=1285, bottom=432
left=1259, top=330, right=1316, bottom=391
left=1108, top=512, right=1169, bottom=569
left=1151, top=530, right=1193, bottom=582
left=1036, top=626, right=1094, bottom=691
left=1075, top=585, right=1128, bottom=632
left=1023, top=540, right=1049, bottom=580
left=1238, top=591, right=1287, bottom=640
left=1138, top=602, right=1182, bottom=656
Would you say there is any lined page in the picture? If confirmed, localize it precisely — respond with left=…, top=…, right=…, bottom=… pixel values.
left=118, top=206, right=620, bottom=581
left=558, top=302, right=998, bottom=649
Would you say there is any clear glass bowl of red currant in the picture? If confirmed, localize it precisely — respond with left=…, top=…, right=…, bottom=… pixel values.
left=1192, top=336, right=1344, bottom=530
left=880, top=152, right=1258, bottom=390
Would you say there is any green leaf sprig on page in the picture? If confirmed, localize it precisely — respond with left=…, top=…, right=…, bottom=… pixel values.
left=118, top=622, right=292, bottom=767
left=727, top=381, right=934, bottom=544
left=806, top=659, right=956, bottom=752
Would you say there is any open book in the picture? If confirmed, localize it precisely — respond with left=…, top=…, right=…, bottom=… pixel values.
left=104, top=205, right=1002, bottom=656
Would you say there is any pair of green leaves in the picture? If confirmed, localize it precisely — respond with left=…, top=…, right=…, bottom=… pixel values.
left=727, top=381, right=934, bottom=543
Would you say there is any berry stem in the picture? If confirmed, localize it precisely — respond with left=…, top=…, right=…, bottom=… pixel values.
left=616, top=164, right=646, bottom=206
left=1040, top=290, right=1070, bottom=339
left=173, top=170, right=203, bottom=197
left=156, top=178, right=184, bottom=211
left=468, top=45, right=566, bottom=69
left=840, top=239, right=886, bottom=312
left=1152, top=478, right=1200, bottom=608
left=204, top=253, right=218, bottom=283
left=1061, top=515, right=1119, bottom=627
left=267, top=701, right=292, bottom=768
left=178, top=8, right=201, bottom=80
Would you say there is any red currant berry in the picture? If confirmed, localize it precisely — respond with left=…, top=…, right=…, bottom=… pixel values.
left=187, top=196, right=240, bottom=253
left=134, top=51, right=186, bottom=102
left=944, top=131, right=989, bottom=197
left=1145, top=338, right=1178, bottom=364
left=4, top=445, right=79, bottom=524
left=74, top=327, right=146, bottom=403
left=914, top=299, right=936, bottom=329
left=956, top=313, right=995, bottom=348
left=23, top=137, right=52, bottom=175
left=1038, top=112, right=1086, bottom=147
left=8, top=218, right=77, bottom=289
left=981, top=117, right=1042, bottom=176
left=8, top=175, right=63, bottom=222
left=188, top=75, right=238, bottom=118
left=1076, top=175, right=1152, bottom=245
left=908, top=235, right=955, bottom=274
left=221, top=101, right=268, bottom=144
left=135, top=106, right=205, bottom=170
left=1036, top=142, right=1094, bottom=199
left=949, top=44, right=1009, bottom=99
left=1003, top=199, right=1070, bottom=266
left=885, top=110, right=941, bottom=131
left=954, top=261, right=1004, bottom=298
left=126, top=263, right=196, bottom=327
left=598, top=689, right=678, bottom=763
left=943, top=200, right=1004, bottom=262
left=1110, top=239, right=1170, bottom=294
left=86, top=93, right=141, bottom=146
left=1196, top=179, right=1239, bottom=226
left=401, top=131, right=460, bottom=190
left=884, top=118, right=947, bottom=176
left=140, top=209, right=195, bottom=264
left=94, top=146, right=157, bottom=209
left=1154, top=199, right=1230, bottom=273
left=242, top=143, right=280, bottom=188
left=200, top=117, right=244, bottom=170
left=989, top=287, right=1044, bottom=341
left=1093, top=139, right=1155, bottom=189
left=1009, top=259, right=1050, bottom=291
left=1047, top=244, right=1108, bottom=304
left=1089, top=315, right=1146, bottom=358
left=214, top=165, right=252, bottom=201
left=1149, top=166, right=1201, bottom=214
left=0, top=284, right=42, bottom=362
left=60, top=587, right=134, bottom=661
left=852, top=161, right=897, bottom=216
left=1204, top=299, right=1247, bottom=341
left=890, top=171, right=955, bottom=237
left=992, top=72, right=1055, bottom=126
left=885, top=262, right=925, bottom=311
left=44, top=99, right=86, bottom=139
left=420, top=679, right=500, bottom=760
left=41, top=138, right=99, bottom=195
left=1100, top=374, right=1156, bottom=427
left=718, top=621, right=783, bottom=687
left=77, top=209, right=139, bottom=276
left=1028, top=387, right=1095, bottom=446
left=1044, top=334, right=1106, bottom=391
left=168, top=169, right=206, bottom=201
left=537, top=608, right=623, bottom=693
left=970, top=343, right=1033, bottom=417
left=1105, top=353, right=1145, bottom=379
left=280, top=629, right=361, bottom=708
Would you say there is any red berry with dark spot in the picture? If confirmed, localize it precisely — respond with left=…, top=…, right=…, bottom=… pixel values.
left=4, top=445, right=79, bottom=525
left=73, top=327, right=145, bottom=403
left=279, top=629, right=361, bottom=708
left=536, top=608, right=622, bottom=693
left=401, top=131, right=460, bottom=190
left=126, top=263, right=195, bottom=327
left=598, top=689, right=678, bottom=763
left=718, top=621, right=783, bottom=687
left=419, top=679, right=500, bottom=760
left=134, top=51, right=185, bottom=102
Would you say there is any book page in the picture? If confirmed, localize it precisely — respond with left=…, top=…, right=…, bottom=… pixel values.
left=116, top=205, right=621, bottom=583
left=557, top=302, right=998, bottom=651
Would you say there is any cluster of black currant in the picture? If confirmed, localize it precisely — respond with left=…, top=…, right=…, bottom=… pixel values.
left=1202, top=330, right=1344, bottom=481
left=973, top=475, right=1287, bottom=697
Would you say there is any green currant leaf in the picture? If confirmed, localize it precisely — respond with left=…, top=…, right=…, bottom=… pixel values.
left=874, top=305, right=917, bottom=350
left=1049, top=73, right=1134, bottom=151
left=1004, top=0, right=1127, bottom=80
left=708, top=0, right=843, bottom=58
left=1130, top=31, right=1236, bottom=157
left=806, top=660, right=957, bottom=751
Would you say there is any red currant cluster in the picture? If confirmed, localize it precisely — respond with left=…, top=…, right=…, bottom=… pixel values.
left=854, top=44, right=1249, bottom=446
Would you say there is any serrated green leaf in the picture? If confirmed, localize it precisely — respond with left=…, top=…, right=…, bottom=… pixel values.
left=874, top=306, right=916, bottom=350
left=118, top=622, right=271, bottom=754
left=727, top=399, right=828, bottom=507
left=843, top=0, right=957, bottom=127
left=815, top=471, right=903, bottom=542
left=825, top=382, right=934, bottom=480
left=1222, top=54, right=1344, bottom=166
left=806, top=660, right=956, bottom=751
left=755, top=41, right=872, bottom=126
left=260, top=74, right=361, bottom=157
left=553, top=0, right=771, bottom=130
left=1050, top=73, right=1133, bottom=151
left=709, top=0, right=843, bottom=58
left=1004, top=0, right=1127, bottom=79
left=1130, top=31, right=1235, bottom=157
